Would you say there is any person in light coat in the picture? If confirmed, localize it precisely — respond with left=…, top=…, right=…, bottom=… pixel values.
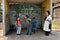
left=43, top=11, right=52, bottom=36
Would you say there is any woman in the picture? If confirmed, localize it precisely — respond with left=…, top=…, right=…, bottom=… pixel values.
left=15, top=16, right=22, bottom=35
left=43, top=11, right=52, bottom=36
left=24, top=15, right=32, bottom=35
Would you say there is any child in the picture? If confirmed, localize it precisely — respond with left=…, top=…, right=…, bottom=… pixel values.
left=15, top=16, right=22, bottom=35
left=32, top=17, right=37, bottom=33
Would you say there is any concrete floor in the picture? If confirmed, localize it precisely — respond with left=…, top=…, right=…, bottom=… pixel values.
left=0, top=30, right=60, bottom=40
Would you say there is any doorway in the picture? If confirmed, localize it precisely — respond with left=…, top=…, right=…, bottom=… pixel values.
left=9, top=4, right=42, bottom=30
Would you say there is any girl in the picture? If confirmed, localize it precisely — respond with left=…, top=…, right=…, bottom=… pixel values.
left=15, top=16, right=22, bottom=35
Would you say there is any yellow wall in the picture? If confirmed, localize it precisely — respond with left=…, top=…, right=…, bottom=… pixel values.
left=5, top=0, right=9, bottom=12
left=4, top=0, right=10, bottom=34
left=41, top=0, right=50, bottom=24
left=42, top=0, right=50, bottom=11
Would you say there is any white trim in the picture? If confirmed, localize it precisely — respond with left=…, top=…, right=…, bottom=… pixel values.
left=50, top=0, right=52, bottom=15
left=54, top=9, right=55, bottom=17
left=2, top=0, right=5, bottom=35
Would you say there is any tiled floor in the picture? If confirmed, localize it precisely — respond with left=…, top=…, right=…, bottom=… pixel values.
left=0, top=30, right=60, bottom=40
left=0, top=22, right=60, bottom=40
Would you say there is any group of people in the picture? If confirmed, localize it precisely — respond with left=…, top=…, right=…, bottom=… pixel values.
left=15, top=11, right=52, bottom=36
left=15, top=15, right=37, bottom=35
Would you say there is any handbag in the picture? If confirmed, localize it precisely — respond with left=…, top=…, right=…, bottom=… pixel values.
left=49, top=24, right=51, bottom=29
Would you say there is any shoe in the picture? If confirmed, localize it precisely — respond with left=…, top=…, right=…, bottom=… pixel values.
left=29, top=34, right=32, bottom=35
left=16, top=34, right=21, bottom=35
left=45, top=34, right=49, bottom=36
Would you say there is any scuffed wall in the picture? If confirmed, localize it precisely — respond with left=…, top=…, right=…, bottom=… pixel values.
left=41, top=0, right=50, bottom=24
left=4, top=0, right=10, bottom=35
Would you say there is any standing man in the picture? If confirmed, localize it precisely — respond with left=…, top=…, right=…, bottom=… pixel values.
left=24, top=15, right=32, bottom=35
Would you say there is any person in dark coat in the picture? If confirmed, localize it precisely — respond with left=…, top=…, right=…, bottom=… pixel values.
left=32, top=17, right=37, bottom=33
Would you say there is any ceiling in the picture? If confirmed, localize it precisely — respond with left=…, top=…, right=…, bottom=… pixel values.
left=53, top=0, right=59, bottom=3
left=0, top=0, right=2, bottom=3
left=8, top=0, right=45, bottom=4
